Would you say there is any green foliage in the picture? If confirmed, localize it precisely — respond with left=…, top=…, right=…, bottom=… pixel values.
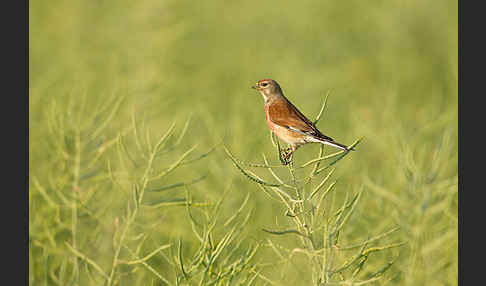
left=225, top=103, right=404, bottom=285
left=29, top=93, right=258, bottom=285
left=30, top=0, right=457, bottom=285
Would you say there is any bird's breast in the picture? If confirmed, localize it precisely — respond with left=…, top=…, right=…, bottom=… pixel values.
left=264, top=106, right=276, bottom=131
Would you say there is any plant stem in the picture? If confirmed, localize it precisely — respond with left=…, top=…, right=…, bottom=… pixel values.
left=106, top=132, right=164, bottom=286
left=70, top=128, right=81, bottom=284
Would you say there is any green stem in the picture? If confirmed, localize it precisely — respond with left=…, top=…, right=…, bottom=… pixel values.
left=70, top=129, right=81, bottom=284
left=106, top=142, right=157, bottom=286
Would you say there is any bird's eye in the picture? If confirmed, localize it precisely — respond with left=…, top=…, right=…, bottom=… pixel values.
left=261, top=83, right=268, bottom=87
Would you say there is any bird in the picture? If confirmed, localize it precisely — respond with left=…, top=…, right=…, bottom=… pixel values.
left=252, top=78, right=352, bottom=163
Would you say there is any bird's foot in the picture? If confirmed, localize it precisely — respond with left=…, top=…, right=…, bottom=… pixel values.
left=280, top=148, right=293, bottom=165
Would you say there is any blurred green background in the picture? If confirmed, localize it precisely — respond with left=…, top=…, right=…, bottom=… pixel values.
left=30, top=0, right=457, bottom=285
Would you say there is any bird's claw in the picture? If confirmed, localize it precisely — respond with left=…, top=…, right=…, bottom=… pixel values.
left=280, top=148, right=293, bottom=165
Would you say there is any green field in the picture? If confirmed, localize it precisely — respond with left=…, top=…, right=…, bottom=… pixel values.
left=29, top=0, right=457, bottom=285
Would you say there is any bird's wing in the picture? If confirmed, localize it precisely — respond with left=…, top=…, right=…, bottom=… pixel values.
left=267, top=98, right=334, bottom=141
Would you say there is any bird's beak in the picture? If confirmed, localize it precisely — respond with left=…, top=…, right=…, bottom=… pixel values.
left=251, top=85, right=259, bottom=89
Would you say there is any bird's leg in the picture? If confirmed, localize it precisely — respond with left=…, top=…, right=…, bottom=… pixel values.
left=279, top=148, right=290, bottom=165
left=280, top=146, right=296, bottom=165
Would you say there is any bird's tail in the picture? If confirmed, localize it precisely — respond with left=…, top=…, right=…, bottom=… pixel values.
left=311, top=137, right=354, bottom=152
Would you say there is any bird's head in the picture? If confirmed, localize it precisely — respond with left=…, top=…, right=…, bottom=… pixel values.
left=252, top=78, right=283, bottom=102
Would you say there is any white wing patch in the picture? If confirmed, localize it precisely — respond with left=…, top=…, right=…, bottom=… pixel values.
left=286, top=126, right=315, bottom=136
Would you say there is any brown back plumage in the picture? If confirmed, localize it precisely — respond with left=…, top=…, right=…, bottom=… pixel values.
left=266, top=96, right=334, bottom=141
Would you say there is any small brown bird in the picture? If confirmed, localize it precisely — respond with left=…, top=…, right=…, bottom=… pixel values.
left=252, top=78, right=351, bottom=162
